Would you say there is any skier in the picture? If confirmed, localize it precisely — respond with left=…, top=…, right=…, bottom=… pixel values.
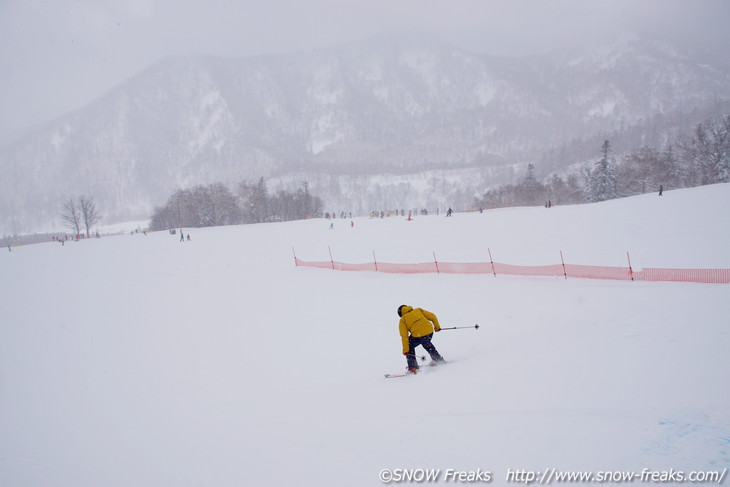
left=446, top=207, right=453, bottom=217
left=659, top=185, right=663, bottom=196
left=397, top=305, right=445, bottom=373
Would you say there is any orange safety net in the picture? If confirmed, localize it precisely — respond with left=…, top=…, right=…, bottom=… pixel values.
left=293, top=257, right=729, bottom=284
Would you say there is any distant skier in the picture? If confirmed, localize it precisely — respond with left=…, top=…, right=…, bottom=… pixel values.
left=397, top=305, right=445, bottom=374
left=659, top=185, right=663, bottom=196
left=446, top=207, right=453, bottom=217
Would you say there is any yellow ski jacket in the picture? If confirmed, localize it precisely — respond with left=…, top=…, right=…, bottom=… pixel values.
left=398, top=306, right=441, bottom=354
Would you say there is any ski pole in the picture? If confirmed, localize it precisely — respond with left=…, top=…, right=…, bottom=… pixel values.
left=439, top=324, right=480, bottom=331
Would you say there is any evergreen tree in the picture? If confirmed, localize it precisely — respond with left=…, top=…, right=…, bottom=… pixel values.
left=294, top=181, right=323, bottom=219
left=658, top=145, right=681, bottom=189
left=519, top=163, right=544, bottom=205
left=586, top=140, right=618, bottom=202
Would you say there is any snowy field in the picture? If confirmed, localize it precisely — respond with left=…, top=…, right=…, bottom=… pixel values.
left=1, top=184, right=729, bottom=486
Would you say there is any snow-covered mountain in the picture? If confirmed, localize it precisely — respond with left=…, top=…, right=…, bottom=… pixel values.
left=1, top=33, right=729, bottom=234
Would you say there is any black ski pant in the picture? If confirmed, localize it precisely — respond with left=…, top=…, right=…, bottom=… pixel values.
left=406, top=333, right=443, bottom=369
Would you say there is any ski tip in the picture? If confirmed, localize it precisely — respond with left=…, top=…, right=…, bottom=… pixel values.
left=384, top=372, right=413, bottom=378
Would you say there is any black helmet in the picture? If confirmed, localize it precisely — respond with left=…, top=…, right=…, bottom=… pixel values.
left=397, top=305, right=407, bottom=317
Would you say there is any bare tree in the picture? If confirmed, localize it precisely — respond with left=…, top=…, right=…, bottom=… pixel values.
left=238, top=177, right=271, bottom=223
left=79, top=195, right=102, bottom=238
left=617, top=146, right=661, bottom=196
left=61, top=198, right=82, bottom=236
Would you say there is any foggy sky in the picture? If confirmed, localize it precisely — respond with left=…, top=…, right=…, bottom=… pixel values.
left=1, top=0, right=728, bottom=145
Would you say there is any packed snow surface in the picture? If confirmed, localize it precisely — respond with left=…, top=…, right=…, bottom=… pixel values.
left=1, top=184, right=728, bottom=486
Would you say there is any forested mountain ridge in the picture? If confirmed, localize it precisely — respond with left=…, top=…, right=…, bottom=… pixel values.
left=2, top=33, right=728, bottom=234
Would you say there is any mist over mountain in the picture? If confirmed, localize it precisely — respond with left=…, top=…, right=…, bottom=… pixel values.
left=1, top=33, right=729, bottom=235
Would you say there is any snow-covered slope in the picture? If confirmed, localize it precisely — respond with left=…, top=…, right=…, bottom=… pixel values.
left=1, top=184, right=728, bottom=486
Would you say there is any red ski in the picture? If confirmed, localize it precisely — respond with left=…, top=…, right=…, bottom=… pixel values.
left=384, top=372, right=416, bottom=379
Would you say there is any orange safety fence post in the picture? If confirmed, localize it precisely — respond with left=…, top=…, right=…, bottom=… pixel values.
left=373, top=251, right=378, bottom=272
left=433, top=251, right=440, bottom=274
left=560, top=250, right=567, bottom=279
left=328, top=246, right=335, bottom=270
left=627, top=251, right=634, bottom=281
left=292, top=246, right=298, bottom=266
left=488, top=248, right=496, bottom=277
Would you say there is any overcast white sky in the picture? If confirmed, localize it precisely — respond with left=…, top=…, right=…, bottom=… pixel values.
left=1, top=0, right=728, bottom=143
